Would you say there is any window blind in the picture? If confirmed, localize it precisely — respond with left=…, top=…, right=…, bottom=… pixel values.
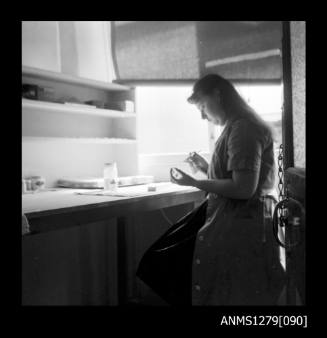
left=111, top=21, right=282, bottom=82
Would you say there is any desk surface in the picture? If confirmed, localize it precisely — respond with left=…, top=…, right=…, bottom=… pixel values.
left=23, top=183, right=206, bottom=235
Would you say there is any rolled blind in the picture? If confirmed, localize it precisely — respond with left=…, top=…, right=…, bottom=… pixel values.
left=111, top=21, right=282, bottom=82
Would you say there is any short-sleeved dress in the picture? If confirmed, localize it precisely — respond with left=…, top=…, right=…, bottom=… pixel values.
left=191, top=116, right=286, bottom=306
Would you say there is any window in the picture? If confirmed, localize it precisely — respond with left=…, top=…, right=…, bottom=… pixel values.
left=135, top=83, right=283, bottom=182
left=136, top=85, right=210, bottom=181
left=236, top=83, right=283, bottom=196
left=236, top=83, right=283, bottom=147
left=136, top=85, right=210, bottom=154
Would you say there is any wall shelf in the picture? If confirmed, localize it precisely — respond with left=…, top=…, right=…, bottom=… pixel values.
left=22, top=65, right=130, bottom=91
left=22, top=136, right=137, bottom=145
left=22, top=61, right=137, bottom=188
left=22, top=99, right=135, bottom=118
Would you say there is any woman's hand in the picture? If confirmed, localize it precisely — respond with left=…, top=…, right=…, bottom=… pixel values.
left=185, top=152, right=208, bottom=174
left=170, top=168, right=197, bottom=187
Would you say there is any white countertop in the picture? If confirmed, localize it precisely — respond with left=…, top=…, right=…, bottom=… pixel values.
left=22, top=182, right=200, bottom=215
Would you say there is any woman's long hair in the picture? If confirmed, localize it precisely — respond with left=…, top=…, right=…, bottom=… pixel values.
left=199, top=74, right=276, bottom=140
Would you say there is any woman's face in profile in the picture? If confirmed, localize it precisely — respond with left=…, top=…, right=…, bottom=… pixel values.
left=196, top=91, right=226, bottom=125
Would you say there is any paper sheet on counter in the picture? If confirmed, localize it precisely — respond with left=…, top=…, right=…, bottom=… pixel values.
left=74, top=182, right=185, bottom=197
left=75, top=190, right=146, bottom=197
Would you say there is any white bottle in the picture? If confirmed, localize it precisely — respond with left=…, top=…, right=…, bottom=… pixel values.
left=104, top=162, right=118, bottom=191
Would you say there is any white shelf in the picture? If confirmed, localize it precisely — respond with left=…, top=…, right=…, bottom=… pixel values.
left=22, top=65, right=130, bottom=91
left=22, top=99, right=135, bottom=118
left=22, top=136, right=137, bottom=145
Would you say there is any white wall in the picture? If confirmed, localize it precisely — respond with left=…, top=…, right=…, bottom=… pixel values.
left=22, top=21, right=61, bottom=72
left=22, top=109, right=114, bottom=138
left=74, top=21, right=115, bottom=82
left=22, top=139, right=138, bottom=188
left=58, top=21, right=79, bottom=76
left=22, top=21, right=115, bottom=82
left=22, top=139, right=115, bottom=188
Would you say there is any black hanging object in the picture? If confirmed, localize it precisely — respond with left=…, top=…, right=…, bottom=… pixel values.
left=136, top=199, right=208, bottom=305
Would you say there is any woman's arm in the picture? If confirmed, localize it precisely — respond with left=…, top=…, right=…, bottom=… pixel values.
left=171, top=168, right=260, bottom=200
left=195, top=169, right=260, bottom=199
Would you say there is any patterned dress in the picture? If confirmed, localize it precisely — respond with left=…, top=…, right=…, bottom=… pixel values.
left=191, top=116, right=285, bottom=305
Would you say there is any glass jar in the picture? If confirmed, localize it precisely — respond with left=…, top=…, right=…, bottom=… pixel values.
left=25, top=179, right=32, bottom=191
left=30, top=176, right=46, bottom=191
left=103, top=162, right=118, bottom=191
left=22, top=179, right=27, bottom=194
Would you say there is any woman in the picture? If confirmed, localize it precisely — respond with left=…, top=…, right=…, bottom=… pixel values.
left=170, top=74, right=285, bottom=305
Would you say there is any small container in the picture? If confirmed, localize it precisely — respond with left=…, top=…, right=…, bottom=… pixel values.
left=30, top=176, right=46, bottom=191
left=117, top=100, right=134, bottom=112
left=22, top=179, right=27, bottom=194
left=25, top=179, right=32, bottom=191
left=22, top=84, right=39, bottom=100
left=38, top=86, right=55, bottom=102
left=125, top=100, right=134, bottom=112
left=103, top=163, right=118, bottom=191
